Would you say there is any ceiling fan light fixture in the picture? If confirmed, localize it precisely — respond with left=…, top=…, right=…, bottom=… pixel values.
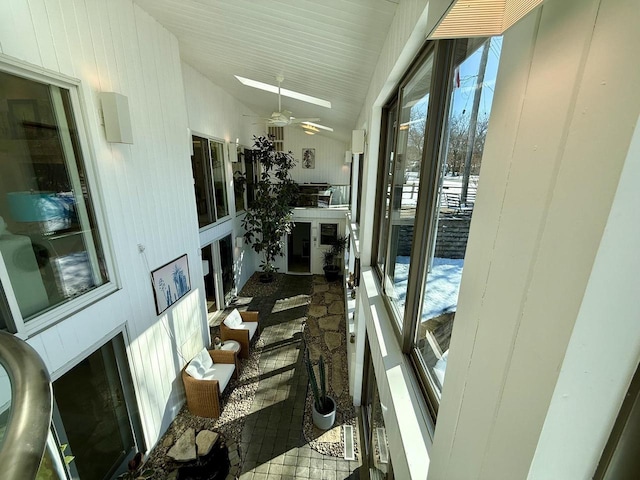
left=301, top=124, right=320, bottom=133
left=302, top=121, right=333, bottom=132
left=304, top=130, right=316, bottom=135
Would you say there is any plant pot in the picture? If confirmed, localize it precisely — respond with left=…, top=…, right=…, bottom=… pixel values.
left=323, top=266, right=340, bottom=282
left=312, top=396, right=336, bottom=430
left=259, top=273, right=274, bottom=283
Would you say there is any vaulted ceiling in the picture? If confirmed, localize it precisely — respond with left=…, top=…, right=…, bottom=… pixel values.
left=134, top=0, right=399, bottom=143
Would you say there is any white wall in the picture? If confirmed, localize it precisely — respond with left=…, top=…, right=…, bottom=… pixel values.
left=0, top=0, right=206, bottom=448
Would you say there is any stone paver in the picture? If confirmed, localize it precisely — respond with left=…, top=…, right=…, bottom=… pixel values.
left=324, top=332, right=342, bottom=351
left=328, top=301, right=344, bottom=315
left=318, top=314, right=341, bottom=331
left=308, top=305, right=327, bottom=317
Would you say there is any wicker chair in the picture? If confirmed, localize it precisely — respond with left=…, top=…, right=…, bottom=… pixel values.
left=181, top=349, right=237, bottom=418
left=220, top=311, right=259, bottom=359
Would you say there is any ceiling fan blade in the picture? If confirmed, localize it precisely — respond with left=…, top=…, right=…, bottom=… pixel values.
left=300, top=121, right=334, bottom=132
left=234, top=75, right=332, bottom=109
left=290, top=117, right=321, bottom=124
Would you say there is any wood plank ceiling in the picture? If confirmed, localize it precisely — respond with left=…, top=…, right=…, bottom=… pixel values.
left=134, top=0, right=399, bottom=143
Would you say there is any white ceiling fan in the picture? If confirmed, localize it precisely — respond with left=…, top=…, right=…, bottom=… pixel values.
left=238, top=75, right=334, bottom=131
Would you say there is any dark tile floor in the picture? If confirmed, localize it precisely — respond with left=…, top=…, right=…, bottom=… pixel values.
left=236, top=275, right=360, bottom=480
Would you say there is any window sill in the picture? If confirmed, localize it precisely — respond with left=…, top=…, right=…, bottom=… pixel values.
left=360, top=267, right=434, bottom=479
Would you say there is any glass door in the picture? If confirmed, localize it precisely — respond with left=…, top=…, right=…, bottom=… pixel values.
left=52, top=334, right=143, bottom=479
left=218, top=235, right=235, bottom=305
left=201, top=244, right=217, bottom=314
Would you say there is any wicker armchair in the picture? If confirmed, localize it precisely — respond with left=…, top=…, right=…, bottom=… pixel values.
left=220, top=311, right=259, bottom=359
left=181, top=349, right=237, bottom=418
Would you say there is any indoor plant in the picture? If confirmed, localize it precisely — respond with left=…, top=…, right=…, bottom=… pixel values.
left=322, top=234, right=348, bottom=282
left=305, top=349, right=336, bottom=430
left=241, top=135, right=298, bottom=282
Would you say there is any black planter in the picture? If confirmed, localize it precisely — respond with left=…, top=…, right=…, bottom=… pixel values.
left=259, top=272, right=274, bottom=283
left=323, top=266, right=340, bottom=282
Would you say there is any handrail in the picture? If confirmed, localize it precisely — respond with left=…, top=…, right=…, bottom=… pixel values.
left=0, top=330, right=52, bottom=480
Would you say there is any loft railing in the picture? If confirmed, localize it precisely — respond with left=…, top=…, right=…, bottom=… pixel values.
left=0, top=330, right=52, bottom=480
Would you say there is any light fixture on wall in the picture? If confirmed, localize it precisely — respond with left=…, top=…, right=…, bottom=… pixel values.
left=345, top=150, right=352, bottom=164
left=99, top=92, right=133, bottom=144
left=431, top=0, right=544, bottom=38
left=226, top=141, right=239, bottom=163
left=352, top=130, right=365, bottom=154
left=235, top=236, right=244, bottom=248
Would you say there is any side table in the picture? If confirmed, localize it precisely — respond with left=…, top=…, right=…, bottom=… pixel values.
left=220, top=340, right=241, bottom=377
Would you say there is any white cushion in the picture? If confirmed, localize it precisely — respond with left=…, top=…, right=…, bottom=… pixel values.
left=223, top=309, right=243, bottom=328
left=235, top=321, right=258, bottom=341
left=185, top=348, right=213, bottom=379
left=200, top=363, right=235, bottom=392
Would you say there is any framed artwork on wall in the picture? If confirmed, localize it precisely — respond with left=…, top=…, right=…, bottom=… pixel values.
left=302, top=148, right=315, bottom=169
left=151, top=254, right=191, bottom=314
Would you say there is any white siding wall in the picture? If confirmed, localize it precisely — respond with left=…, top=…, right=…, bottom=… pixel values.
left=0, top=0, right=206, bottom=448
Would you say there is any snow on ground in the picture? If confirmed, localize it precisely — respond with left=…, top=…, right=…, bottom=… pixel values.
left=393, top=256, right=464, bottom=320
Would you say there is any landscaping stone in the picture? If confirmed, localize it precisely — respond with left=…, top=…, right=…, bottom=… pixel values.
left=162, top=435, right=174, bottom=448
left=308, top=304, right=327, bottom=317
left=328, top=301, right=343, bottom=315
left=308, top=343, right=322, bottom=361
left=195, top=430, right=218, bottom=457
left=324, top=292, right=341, bottom=303
left=167, top=428, right=196, bottom=462
left=324, top=332, right=342, bottom=351
left=314, top=284, right=329, bottom=293
left=318, top=315, right=341, bottom=331
left=307, top=318, right=321, bottom=337
left=166, top=470, right=178, bottom=480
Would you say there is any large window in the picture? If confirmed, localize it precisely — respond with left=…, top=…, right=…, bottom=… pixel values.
left=0, top=68, right=110, bottom=329
left=191, top=135, right=229, bottom=228
left=373, top=37, right=502, bottom=416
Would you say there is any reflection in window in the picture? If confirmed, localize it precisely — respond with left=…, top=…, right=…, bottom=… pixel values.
left=0, top=71, right=108, bottom=322
left=384, top=52, right=434, bottom=327
left=190, top=136, right=229, bottom=228
left=415, top=37, right=502, bottom=395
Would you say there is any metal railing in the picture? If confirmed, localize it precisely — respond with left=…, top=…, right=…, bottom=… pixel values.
left=0, top=331, right=52, bottom=480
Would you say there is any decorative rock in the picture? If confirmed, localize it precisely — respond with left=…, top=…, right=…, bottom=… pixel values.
left=308, top=305, right=327, bottom=317
left=314, top=284, right=329, bottom=293
left=162, top=435, right=174, bottom=448
left=196, top=430, right=219, bottom=457
left=230, top=465, right=239, bottom=476
left=324, top=293, right=341, bottom=303
left=328, top=301, right=343, bottom=315
left=318, top=315, right=341, bottom=331
left=166, top=470, right=179, bottom=480
left=332, top=354, right=343, bottom=396
left=167, top=428, right=196, bottom=462
left=307, top=318, right=321, bottom=337
left=308, top=343, right=322, bottom=361
left=324, top=332, right=342, bottom=351
left=314, top=425, right=341, bottom=443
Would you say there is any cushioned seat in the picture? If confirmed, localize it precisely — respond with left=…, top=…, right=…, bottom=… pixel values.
left=220, top=309, right=260, bottom=359
left=182, top=348, right=237, bottom=418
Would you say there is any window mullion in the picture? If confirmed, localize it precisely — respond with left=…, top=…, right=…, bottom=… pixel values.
left=207, top=140, right=218, bottom=222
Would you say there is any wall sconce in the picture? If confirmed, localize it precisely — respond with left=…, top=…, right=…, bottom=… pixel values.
left=202, top=259, right=210, bottom=276
left=345, top=150, right=352, bottom=164
left=431, top=0, right=543, bottom=38
left=235, top=236, right=244, bottom=248
left=99, top=92, right=133, bottom=144
left=352, top=130, right=365, bottom=154
left=227, top=141, right=239, bottom=163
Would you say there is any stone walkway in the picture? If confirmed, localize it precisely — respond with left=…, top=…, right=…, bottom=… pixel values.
left=235, top=274, right=361, bottom=480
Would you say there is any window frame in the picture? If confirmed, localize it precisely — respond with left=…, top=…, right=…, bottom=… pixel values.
left=371, top=39, right=460, bottom=419
left=190, top=133, right=232, bottom=231
left=0, top=57, right=118, bottom=337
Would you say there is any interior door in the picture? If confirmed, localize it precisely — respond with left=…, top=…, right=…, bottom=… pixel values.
left=287, top=222, right=311, bottom=273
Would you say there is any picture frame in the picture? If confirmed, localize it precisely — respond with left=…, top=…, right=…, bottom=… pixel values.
left=151, top=254, right=191, bottom=315
left=302, top=148, right=315, bottom=169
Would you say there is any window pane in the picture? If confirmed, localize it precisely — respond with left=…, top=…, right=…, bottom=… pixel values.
left=211, top=141, right=228, bottom=219
left=384, top=52, right=434, bottom=326
left=0, top=71, right=108, bottom=321
left=53, top=337, right=138, bottom=479
left=191, top=136, right=215, bottom=227
left=415, top=37, right=502, bottom=395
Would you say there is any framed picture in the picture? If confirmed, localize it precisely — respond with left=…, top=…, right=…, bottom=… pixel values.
left=8, top=99, right=40, bottom=139
left=151, top=254, right=191, bottom=315
left=302, top=148, right=315, bottom=169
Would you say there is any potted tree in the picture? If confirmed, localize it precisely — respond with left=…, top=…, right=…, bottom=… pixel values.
left=305, top=350, right=336, bottom=430
left=322, top=234, right=348, bottom=282
left=241, top=135, right=298, bottom=282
